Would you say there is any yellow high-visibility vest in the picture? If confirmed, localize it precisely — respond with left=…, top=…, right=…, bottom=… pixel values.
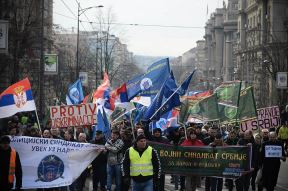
left=129, top=146, right=153, bottom=176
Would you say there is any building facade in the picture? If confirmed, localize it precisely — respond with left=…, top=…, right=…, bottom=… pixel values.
left=0, top=0, right=55, bottom=118
left=235, top=0, right=288, bottom=107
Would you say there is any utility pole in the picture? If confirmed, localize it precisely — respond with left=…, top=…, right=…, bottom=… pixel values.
left=76, top=3, right=103, bottom=80
left=76, top=2, right=80, bottom=80
left=39, top=0, right=45, bottom=119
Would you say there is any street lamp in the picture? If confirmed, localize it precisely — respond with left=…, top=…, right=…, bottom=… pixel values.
left=76, top=3, right=103, bottom=80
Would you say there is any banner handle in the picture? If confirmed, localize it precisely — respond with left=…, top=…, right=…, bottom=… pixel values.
left=34, top=110, right=43, bottom=137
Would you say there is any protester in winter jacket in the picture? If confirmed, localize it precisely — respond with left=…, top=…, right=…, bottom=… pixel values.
left=209, top=134, right=226, bottom=191
left=90, top=130, right=107, bottom=191
left=224, top=131, right=239, bottom=191
left=260, top=132, right=286, bottom=191
left=121, top=134, right=161, bottom=191
left=181, top=128, right=204, bottom=191
left=105, top=130, right=124, bottom=191
left=236, top=130, right=255, bottom=191
left=0, top=135, right=22, bottom=191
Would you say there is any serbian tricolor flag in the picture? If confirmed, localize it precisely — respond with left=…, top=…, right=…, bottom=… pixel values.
left=92, top=73, right=115, bottom=110
left=0, top=78, right=36, bottom=118
left=111, top=83, right=128, bottom=103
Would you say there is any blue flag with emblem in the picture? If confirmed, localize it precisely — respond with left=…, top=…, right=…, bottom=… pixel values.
left=126, top=58, right=171, bottom=100
left=66, top=79, right=84, bottom=105
left=143, top=77, right=181, bottom=121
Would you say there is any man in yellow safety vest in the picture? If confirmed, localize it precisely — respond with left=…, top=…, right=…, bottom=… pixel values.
left=0, top=135, right=22, bottom=191
left=121, top=134, right=161, bottom=191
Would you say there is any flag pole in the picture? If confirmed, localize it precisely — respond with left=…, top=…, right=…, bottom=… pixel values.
left=34, top=110, right=43, bottom=137
left=149, top=83, right=182, bottom=120
left=129, top=110, right=136, bottom=141
left=111, top=108, right=136, bottom=125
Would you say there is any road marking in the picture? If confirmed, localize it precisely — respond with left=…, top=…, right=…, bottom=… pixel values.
left=277, top=184, right=288, bottom=191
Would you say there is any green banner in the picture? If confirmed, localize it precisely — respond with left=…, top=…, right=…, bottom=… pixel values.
left=149, top=142, right=251, bottom=177
left=237, top=87, right=257, bottom=121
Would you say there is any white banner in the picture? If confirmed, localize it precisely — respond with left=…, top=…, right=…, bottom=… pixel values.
left=265, top=145, right=282, bottom=158
left=50, top=103, right=97, bottom=128
left=10, top=136, right=103, bottom=189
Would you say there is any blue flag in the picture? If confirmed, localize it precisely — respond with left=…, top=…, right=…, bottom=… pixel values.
left=126, top=74, right=143, bottom=100
left=177, top=70, right=196, bottom=96
left=143, top=77, right=181, bottom=121
left=102, top=108, right=110, bottom=132
left=155, top=77, right=181, bottom=120
left=150, top=111, right=171, bottom=132
left=66, top=79, right=84, bottom=105
left=96, top=110, right=111, bottom=140
left=126, top=58, right=171, bottom=100
left=142, top=82, right=165, bottom=120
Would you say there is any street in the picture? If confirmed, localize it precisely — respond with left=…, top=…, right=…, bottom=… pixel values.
left=82, top=161, right=288, bottom=191
left=276, top=160, right=288, bottom=191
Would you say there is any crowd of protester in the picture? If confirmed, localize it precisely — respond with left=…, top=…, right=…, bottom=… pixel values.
left=0, top=110, right=288, bottom=191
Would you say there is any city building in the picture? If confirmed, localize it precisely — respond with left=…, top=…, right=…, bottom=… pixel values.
left=235, top=0, right=288, bottom=107
left=0, top=0, right=54, bottom=117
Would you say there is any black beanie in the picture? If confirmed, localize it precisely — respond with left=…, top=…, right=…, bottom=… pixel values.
left=0, top=135, right=11, bottom=144
left=135, top=134, right=146, bottom=142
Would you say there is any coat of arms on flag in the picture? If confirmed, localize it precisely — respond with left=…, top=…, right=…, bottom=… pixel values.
left=0, top=78, right=36, bottom=118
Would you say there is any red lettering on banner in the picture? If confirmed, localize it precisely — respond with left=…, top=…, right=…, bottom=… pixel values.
left=60, top=106, right=66, bottom=117
left=50, top=104, right=97, bottom=128
left=68, top=106, right=74, bottom=116
left=51, top=107, right=58, bottom=118
left=51, top=114, right=97, bottom=128
left=88, top=104, right=97, bottom=114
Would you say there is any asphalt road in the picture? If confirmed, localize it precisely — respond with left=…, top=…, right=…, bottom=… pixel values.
left=276, top=160, right=288, bottom=191
left=82, top=161, right=288, bottom=191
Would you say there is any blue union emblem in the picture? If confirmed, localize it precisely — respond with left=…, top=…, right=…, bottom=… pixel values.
left=36, top=155, right=64, bottom=182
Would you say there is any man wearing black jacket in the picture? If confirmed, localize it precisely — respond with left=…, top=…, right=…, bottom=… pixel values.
left=121, top=134, right=161, bottom=191
left=260, top=132, right=286, bottom=191
left=0, top=135, right=22, bottom=191
left=90, top=131, right=107, bottom=191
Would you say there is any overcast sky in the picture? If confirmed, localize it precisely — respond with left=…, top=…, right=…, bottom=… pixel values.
left=53, top=0, right=226, bottom=57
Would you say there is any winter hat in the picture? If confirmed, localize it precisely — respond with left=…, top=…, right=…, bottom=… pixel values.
left=0, top=135, right=11, bottom=144
left=135, top=134, right=146, bottom=142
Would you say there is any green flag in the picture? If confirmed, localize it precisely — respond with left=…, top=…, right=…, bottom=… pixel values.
left=196, top=94, right=220, bottom=121
left=179, top=94, right=219, bottom=122
left=179, top=99, right=190, bottom=123
left=237, top=87, right=257, bottom=121
left=215, top=81, right=242, bottom=122
left=215, top=81, right=242, bottom=107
